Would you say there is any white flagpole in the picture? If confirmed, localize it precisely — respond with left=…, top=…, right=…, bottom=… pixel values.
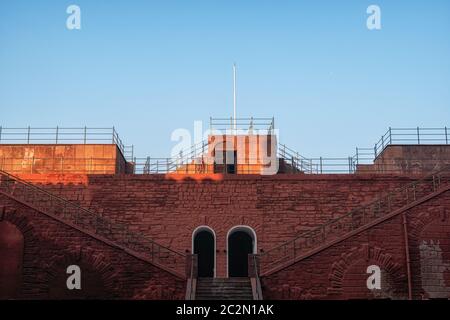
left=233, top=63, right=237, bottom=134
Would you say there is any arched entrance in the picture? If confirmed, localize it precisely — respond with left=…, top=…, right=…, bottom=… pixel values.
left=0, top=221, right=24, bottom=299
left=192, top=226, right=215, bottom=278
left=227, top=226, right=257, bottom=277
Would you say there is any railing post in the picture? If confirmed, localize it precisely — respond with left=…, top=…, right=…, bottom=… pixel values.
left=27, top=126, right=31, bottom=144
left=445, top=127, right=448, bottom=144
left=55, top=126, right=59, bottom=144
left=417, top=127, right=420, bottom=144
left=389, top=127, right=392, bottom=144
left=84, top=126, right=87, bottom=144
left=348, top=156, right=352, bottom=173
left=355, top=147, right=359, bottom=165
left=112, top=126, right=116, bottom=144
left=0, top=126, right=2, bottom=143
left=320, top=156, right=323, bottom=174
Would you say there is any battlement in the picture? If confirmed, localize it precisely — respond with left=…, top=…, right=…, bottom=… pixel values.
left=1, top=125, right=449, bottom=176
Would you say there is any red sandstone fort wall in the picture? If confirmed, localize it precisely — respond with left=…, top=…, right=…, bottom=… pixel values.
left=1, top=172, right=449, bottom=299
left=0, top=144, right=127, bottom=175
left=14, top=173, right=418, bottom=278
left=0, top=193, right=186, bottom=299
left=262, top=190, right=450, bottom=300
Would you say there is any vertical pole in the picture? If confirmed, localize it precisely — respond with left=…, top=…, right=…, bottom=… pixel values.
left=320, top=156, right=323, bottom=174
left=27, top=126, right=31, bottom=144
left=356, top=147, right=359, bottom=165
left=402, top=212, right=413, bottom=300
left=84, top=126, right=87, bottom=144
left=417, top=127, right=420, bottom=144
left=112, top=126, right=115, bottom=144
left=56, top=126, right=59, bottom=144
left=0, top=126, right=2, bottom=143
left=389, top=127, right=392, bottom=144
left=445, top=127, right=448, bottom=144
left=233, top=64, right=237, bottom=134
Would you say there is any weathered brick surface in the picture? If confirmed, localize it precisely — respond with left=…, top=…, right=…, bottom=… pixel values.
left=0, top=194, right=185, bottom=299
left=1, top=173, right=449, bottom=299
left=14, top=173, right=417, bottom=278
left=261, top=190, right=450, bottom=300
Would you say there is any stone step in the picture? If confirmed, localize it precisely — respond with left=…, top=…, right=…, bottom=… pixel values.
left=196, top=287, right=253, bottom=291
left=197, top=285, right=252, bottom=289
left=196, top=296, right=253, bottom=300
left=195, top=277, right=254, bottom=301
left=196, top=291, right=253, bottom=295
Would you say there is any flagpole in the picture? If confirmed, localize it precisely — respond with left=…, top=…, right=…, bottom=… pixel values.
left=233, top=63, right=237, bottom=134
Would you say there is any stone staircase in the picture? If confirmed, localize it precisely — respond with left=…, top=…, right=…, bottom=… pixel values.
left=0, top=169, right=186, bottom=278
left=195, top=278, right=253, bottom=300
left=258, top=165, right=450, bottom=276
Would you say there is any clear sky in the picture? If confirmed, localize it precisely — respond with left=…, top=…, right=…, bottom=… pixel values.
left=1, top=0, right=449, bottom=158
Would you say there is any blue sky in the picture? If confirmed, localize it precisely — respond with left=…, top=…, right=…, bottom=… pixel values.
left=1, top=0, right=449, bottom=158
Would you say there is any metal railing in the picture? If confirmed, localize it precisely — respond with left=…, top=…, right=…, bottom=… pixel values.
left=2, top=126, right=448, bottom=175
left=0, top=126, right=132, bottom=160
left=248, top=254, right=263, bottom=300
left=185, top=254, right=198, bottom=300
left=258, top=165, right=450, bottom=275
left=374, top=127, right=449, bottom=158
left=0, top=169, right=186, bottom=277
left=209, top=117, right=275, bottom=133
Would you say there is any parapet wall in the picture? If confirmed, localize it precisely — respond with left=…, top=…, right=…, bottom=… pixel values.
left=0, top=144, right=128, bottom=174
left=357, top=145, right=450, bottom=174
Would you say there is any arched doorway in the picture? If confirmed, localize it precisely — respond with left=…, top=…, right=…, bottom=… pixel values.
left=0, top=221, right=24, bottom=299
left=192, top=227, right=215, bottom=278
left=227, top=226, right=256, bottom=277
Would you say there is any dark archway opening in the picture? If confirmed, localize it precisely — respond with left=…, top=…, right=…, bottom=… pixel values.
left=0, top=221, right=24, bottom=299
left=193, top=230, right=215, bottom=278
left=228, top=231, right=253, bottom=277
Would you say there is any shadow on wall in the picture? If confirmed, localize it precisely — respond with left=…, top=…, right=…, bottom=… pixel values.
left=0, top=221, right=24, bottom=299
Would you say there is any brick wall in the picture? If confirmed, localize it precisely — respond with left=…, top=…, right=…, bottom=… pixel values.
left=0, top=144, right=127, bottom=174
left=13, top=173, right=416, bottom=278
left=261, top=190, right=450, bottom=300
left=0, top=194, right=186, bottom=299
left=1, top=172, right=449, bottom=299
